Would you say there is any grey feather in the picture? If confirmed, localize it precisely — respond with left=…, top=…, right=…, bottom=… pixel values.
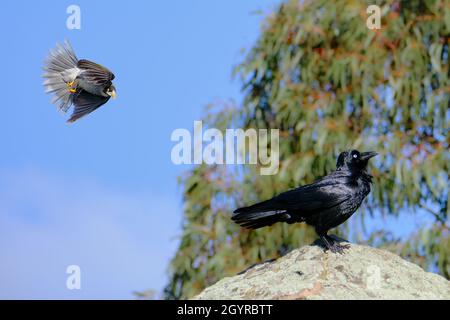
left=43, top=41, right=81, bottom=113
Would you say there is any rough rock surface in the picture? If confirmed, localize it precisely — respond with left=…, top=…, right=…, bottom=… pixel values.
left=194, top=241, right=450, bottom=300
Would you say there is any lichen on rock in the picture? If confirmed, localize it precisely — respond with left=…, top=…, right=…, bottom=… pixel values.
left=193, top=243, right=450, bottom=300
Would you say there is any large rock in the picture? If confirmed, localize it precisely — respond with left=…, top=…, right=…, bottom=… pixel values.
left=194, top=241, right=450, bottom=300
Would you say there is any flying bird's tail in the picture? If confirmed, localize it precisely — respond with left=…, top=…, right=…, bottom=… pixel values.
left=232, top=200, right=293, bottom=229
left=43, top=41, right=80, bottom=113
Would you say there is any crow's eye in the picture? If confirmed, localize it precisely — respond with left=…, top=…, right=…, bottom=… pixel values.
left=353, top=154, right=358, bottom=159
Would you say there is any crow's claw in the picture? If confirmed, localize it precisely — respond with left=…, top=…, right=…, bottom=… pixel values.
left=320, top=235, right=350, bottom=254
left=328, top=242, right=350, bottom=254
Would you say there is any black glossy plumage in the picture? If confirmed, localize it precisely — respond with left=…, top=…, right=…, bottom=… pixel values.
left=232, top=150, right=377, bottom=253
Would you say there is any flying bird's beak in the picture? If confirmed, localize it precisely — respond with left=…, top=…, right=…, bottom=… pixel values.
left=110, top=89, right=117, bottom=99
left=360, top=151, right=378, bottom=161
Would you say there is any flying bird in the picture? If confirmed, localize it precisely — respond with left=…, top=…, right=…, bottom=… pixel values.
left=232, top=150, right=378, bottom=253
left=43, top=41, right=116, bottom=123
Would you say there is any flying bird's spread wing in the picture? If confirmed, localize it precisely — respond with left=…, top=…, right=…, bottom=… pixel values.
left=77, top=59, right=115, bottom=86
left=67, top=90, right=110, bottom=123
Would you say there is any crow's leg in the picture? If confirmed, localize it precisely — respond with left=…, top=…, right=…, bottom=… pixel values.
left=325, top=235, right=350, bottom=253
left=319, top=234, right=334, bottom=251
left=319, top=233, right=349, bottom=254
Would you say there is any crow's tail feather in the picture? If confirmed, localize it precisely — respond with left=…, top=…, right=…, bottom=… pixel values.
left=232, top=207, right=291, bottom=230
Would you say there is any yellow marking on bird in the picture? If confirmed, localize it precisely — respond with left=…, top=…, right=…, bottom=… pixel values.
left=69, top=88, right=76, bottom=93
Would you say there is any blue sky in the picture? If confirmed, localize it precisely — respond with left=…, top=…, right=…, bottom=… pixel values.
left=0, top=0, right=279, bottom=299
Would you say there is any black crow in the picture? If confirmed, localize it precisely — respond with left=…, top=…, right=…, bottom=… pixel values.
left=232, top=150, right=377, bottom=253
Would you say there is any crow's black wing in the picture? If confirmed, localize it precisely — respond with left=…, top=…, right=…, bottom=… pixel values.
left=67, top=89, right=110, bottom=123
left=77, top=59, right=115, bottom=86
left=234, top=173, right=352, bottom=216
left=273, top=179, right=351, bottom=214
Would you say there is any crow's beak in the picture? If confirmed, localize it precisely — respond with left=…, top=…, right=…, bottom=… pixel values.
left=360, top=151, right=378, bottom=161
